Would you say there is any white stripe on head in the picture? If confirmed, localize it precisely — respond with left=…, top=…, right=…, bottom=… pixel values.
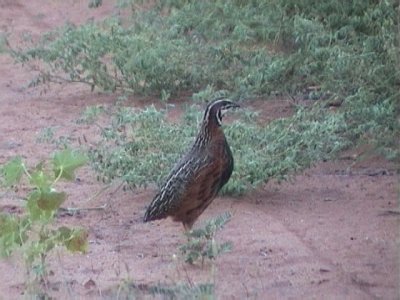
left=203, top=98, right=234, bottom=123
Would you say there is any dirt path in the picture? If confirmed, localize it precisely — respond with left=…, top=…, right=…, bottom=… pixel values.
left=0, top=1, right=399, bottom=299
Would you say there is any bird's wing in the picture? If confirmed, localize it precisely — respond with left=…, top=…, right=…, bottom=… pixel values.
left=143, top=153, right=211, bottom=221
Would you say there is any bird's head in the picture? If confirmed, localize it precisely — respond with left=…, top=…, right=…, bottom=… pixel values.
left=203, top=98, right=240, bottom=126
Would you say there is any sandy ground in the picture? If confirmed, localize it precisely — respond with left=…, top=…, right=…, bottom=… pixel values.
left=0, top=1, right=399, bottom=299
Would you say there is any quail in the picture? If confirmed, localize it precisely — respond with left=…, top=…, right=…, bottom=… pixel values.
left=143, top=98, right=239, bottom=230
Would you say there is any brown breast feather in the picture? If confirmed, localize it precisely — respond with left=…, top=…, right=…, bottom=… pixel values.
left=172, top=138, right=228, bottom=227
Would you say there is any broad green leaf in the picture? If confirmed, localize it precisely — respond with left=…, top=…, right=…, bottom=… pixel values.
left=30, top=169, right=51, bottom=190
left=1, top=157, right=24, bottom=186
left=27, top=190, right=54, bottom=221
left=37, top=190, right=67, bottom=211
left=53, top=149, right=87, bottom=181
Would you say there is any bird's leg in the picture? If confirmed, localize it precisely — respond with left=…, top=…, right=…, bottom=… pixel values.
left=183, top=222, right=194, bottom=241
left=183, top=222, right=190, bottom=232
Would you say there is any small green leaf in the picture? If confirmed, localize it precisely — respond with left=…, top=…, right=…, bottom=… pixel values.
left=0, top=214, right=18, bottom=238
left=57, top=226, right=72, bottom=240
left=61, top=228, right=88, bottom=253
left=27, top=191, right=42, bottom=221
left=53, top=149, right=87, bottom=181
left=1, top=157, right=24, bottom=186
left=39, top=232, right=56, bottom=252
left=0, top=214, right=29, bottom=257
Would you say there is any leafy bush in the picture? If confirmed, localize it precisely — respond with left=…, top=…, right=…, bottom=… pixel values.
left=88, top=105, right=195, bottom=188
left=0, top=149, right=88, bottom=295
left=86, top=101, right=349, bottom=195
left=12, top=1, right=399, bottom=96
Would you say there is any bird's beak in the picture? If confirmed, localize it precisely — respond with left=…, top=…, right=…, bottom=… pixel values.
left=232, top=103, right=240, bottom=109
left=228, top=100, right=240, bottom=109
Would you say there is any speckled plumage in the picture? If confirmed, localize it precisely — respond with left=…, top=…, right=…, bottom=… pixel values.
left=143, top=99, right=239, bottom=230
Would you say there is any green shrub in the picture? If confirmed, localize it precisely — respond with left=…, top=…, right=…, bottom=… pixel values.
left=0, top=149, right=88, bottom=295
left=86, top=101, right=350, bottom=195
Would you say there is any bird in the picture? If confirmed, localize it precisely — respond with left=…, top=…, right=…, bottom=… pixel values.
left=143, top=98, right=240, bottom=230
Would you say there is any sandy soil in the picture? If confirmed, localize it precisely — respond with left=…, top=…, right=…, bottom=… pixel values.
left=0, top=1, right=399, bottom=299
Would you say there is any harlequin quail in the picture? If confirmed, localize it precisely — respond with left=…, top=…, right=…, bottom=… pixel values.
left=143, top=99, right=239, bottom=230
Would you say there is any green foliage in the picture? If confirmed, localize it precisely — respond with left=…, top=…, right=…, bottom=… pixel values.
left=12, top=1, right=399, bottom=96
left=179, top=212, right=232, bottom=264
left=225, top=105, right=351, bottom=193
left=86, top=102, right=350, bottom=195
left=0, top=149, right=88, bottom=291
left=88, top=105, right=196, bottom=188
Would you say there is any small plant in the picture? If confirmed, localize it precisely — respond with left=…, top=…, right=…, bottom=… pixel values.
left=76, top=105, right=105, bottom=124
left=36, top=126, right=75, bottom=149
left=179, top=212, right=232, bottom=265
left=0, top=149, right=88, bottom=295
left=36, top=127, right=55, bottom=143
left=110, top=280, right=215, bottom=299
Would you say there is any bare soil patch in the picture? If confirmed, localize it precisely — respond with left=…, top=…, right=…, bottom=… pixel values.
left=0, top=1, right=399, bottom=299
